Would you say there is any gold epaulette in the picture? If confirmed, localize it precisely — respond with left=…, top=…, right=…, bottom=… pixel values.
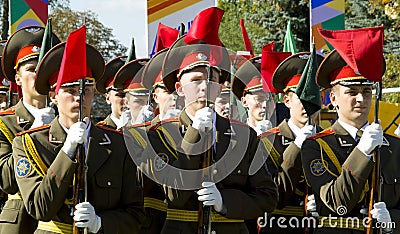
left=16, top=124, right=51, bottom=137
left=96, top=120, right=106, bottom=126
left=0, top=108, right=15, bottom=116
left=149, top=117, right=179, bottom=131
left=308, top=128, right=334, bottom=140
left=96, top=124, right=123, bottom=135
left=258, top=126, right=280, bottom=139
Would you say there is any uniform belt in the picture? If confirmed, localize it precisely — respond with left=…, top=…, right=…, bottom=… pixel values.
left=7, top=193, right=22, bottom=200
left=318, top=216, right=365, bottom=231
left=37, top=220, right=73, bottom=234
left=272, top=206, right=304, bottom=216
left=166, top=208, right=244, bottom=222
left=144, top=197, right=167, bottom=212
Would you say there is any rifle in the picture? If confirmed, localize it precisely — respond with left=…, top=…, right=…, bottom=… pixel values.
left=366, top=82, right=383, bottom=234
left=73, top=78, right=88, bottom=234
left=198, top=64, right=214, bottom=234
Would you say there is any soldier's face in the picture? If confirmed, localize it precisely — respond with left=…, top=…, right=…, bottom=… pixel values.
left=242, top=91, right=275, bottom=122
left=125, top=93, right=147, bottom=121
left=15, top=60, right=42, bottom=98
left=284, top=92, right=309, bottom=127
left=330, top=84, right=372, bottom=127
left=106, top=89, right=126, bottom=118
left=53, top=85, right=94, bottom=124
left=176, top=66, right=221, bottom=116
left=214, top=93, right=230, bottom=118
left=153, top=87, right=176, bottom=117
left=0, top=94, right=7, bottom=111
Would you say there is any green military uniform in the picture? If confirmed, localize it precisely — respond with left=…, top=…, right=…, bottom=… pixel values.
left=302, top=123, right=400, bottom=233
left=0, top=26, right=61, bottom=234
left=97, top=115, right=118, bottom=129
left=13, top=117, right=144, bottom=233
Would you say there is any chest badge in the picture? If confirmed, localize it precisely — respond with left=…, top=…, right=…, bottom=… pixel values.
left=16, top=158, right=31, bottom=177
left=310, top=159, right=327, bottom=176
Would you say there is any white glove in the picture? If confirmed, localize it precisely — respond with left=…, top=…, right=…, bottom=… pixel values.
left=162, top=108, right=181, bottom=120
left=370, top=202, right=392, bottom=232
left=74, top=202, right=102, bottom=233
left=197, top=182, right=223, bottom=212
left=134, top=105, right=154, bottom=124
left=30, top=107, right=56, bottom=129
left=62, top=117, right=89, bottom=158
left=394, top=124, right=400, bottom=137
left=192, top=107, right=213, bottom=132
left=120, top=110, right=132, bottom=128
left=294, top=125, right=315, bottom=148
left=306, top=194, right=319, bottom=217
left=357, top=123, right=383, bottom=155
left=254, top=119, right=273, bottom=135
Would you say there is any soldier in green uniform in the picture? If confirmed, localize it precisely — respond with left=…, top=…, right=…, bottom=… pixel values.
left=142, top=7, right=278, bottom=234
left=96, top=56, right=127, bottom=129
left=0, top=78, right=9, bottom=112
left=0, top=26, right=60, bottom=234
left=301, top=44, right=399, bottom=234
left=113, top=58, right=152, bottom=126
left=13, top=41, right=144, bottom=233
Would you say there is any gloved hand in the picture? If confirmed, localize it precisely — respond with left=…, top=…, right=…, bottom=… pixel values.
left=192, top=107, right=213, bottom=132
left=162, top=108, right=181, bottom=120
left=30, top=107, right=56, bottom=129
left=197, top=182, right=223, bottom=212
left=254, top=119, right=273, bottom=135
left=134, top=105, right=154, bottom=124
left=74, top=202, right=102, bottom=233
left=62, top=117, right=89, bottom=158
left=370, top=202, right=392, bottom=224
left=306, top=194, right=319, bottom=217
left=357, top=123, right=383, bottom=155
left=120, top=109, right=132, bottom=128
left=395, top=124, right=400, bottom=137
left=294, top=125, right=315, bottom=148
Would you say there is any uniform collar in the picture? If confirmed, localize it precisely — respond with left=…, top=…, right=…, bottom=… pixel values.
left=22, top=100, right=41, bottom=118
left=337, top=119, right=368, bottom=141
left=110, top=114, right=121, bottom=129
left=15, top=100, right=34, bottom=126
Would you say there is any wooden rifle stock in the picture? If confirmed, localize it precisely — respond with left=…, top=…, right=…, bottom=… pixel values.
left=366, top=82, right=383, bottom=234
left=73, top=79, right=88, bottom=234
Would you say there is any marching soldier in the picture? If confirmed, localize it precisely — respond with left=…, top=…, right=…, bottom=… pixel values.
left=113, top=58, right=152, bottom=126
left=145, top=7, right=278, bottom=234
left=214, top=84, right=233, bottom=119
left=256, top=52, right=323, bottom=233
left=96, top=56, right=128, bottom=129
left=0, top=26, right=60, bottom=234
left=301, top=26, right=399, bottom=234
left=13, top=40, right=144, bottom=233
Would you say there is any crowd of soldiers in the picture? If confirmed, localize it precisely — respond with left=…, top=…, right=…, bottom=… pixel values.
left=0, top=6, right=399, bottom=234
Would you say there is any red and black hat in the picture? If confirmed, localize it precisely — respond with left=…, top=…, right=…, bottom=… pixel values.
left=113, top=58, right=150, bottom=95
left=35, top=42, right=105, bottom=95
left=96, top=56, right=127, bottom=93
left=2, top=26, right=60, bottom=82
left=141, top=48, right=168, bottom=90
left=272, top=52, right=323, bottom=92
left=232, top=56, right=263, bottom=99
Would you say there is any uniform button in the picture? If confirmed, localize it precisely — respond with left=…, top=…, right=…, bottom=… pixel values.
left=237, top=170, right=241, bottom=174
left=107, top=181, right=111, bottom=186
left=211, top=231, right=216, bottom=234
left=213, top=169, right=218, bottom=175
left=394, top=178, right=397, bottom=183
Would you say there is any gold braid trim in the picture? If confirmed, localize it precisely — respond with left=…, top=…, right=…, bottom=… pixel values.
left=127, top=127, right=147, bottom=149
left=21, top=134, right=48, bottom=177
left=156, top=126, right=177, bottom=160
left=0, top=119, right=15, bottom=144
left=260, top=137, right=281, bottom=169
left=315, top=138, right=368, bottom=202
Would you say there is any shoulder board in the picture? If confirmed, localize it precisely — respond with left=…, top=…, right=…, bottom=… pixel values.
left=258, top=127, right=280, bottom=139
left=96, top=121, right=106, bottom=126
left=130, top=121, right=152, bottom=128
left=0, top=109, right=15, bottom=116
left=308, top=128, right=334, bottom=140
left=228, top=119, right=250, bottom=128
left=16, top=124, right=51, bottom=136
left=149, top=117, right=179, bottom=131
left=96, top=124, right=123, bottom=135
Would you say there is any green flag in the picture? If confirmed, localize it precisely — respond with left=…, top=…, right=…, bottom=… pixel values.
left=295, top=44, right=321, bottom=118
left=126, top=37, right=136, bottom=64
left=36, top=18, right=55, bottom=71
left=283, top=20, right=297, bottom=54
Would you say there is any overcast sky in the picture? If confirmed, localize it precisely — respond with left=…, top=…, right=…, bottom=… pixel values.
left=70, top=0, right=148, bottom=58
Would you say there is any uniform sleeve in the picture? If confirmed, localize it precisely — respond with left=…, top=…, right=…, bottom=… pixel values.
left=0, top=132, right=18, bottom=194
left=301, top=138, right=374, bottom=213
left=12, top=135, right=77, bottom=220
left=98, top=151, right=144, bottom=233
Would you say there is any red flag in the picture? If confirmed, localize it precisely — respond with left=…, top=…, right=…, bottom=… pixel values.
left=261, top=42, right=291, bottom=93
left=184, top=7, right=224, bottom=46
left=318, top=26, right=384, bottom=82
left=240, top=18, right=254, bottom=57
left=155, top=23, right=179, bottom=52
left=56, top=25, right=87, bottom=93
